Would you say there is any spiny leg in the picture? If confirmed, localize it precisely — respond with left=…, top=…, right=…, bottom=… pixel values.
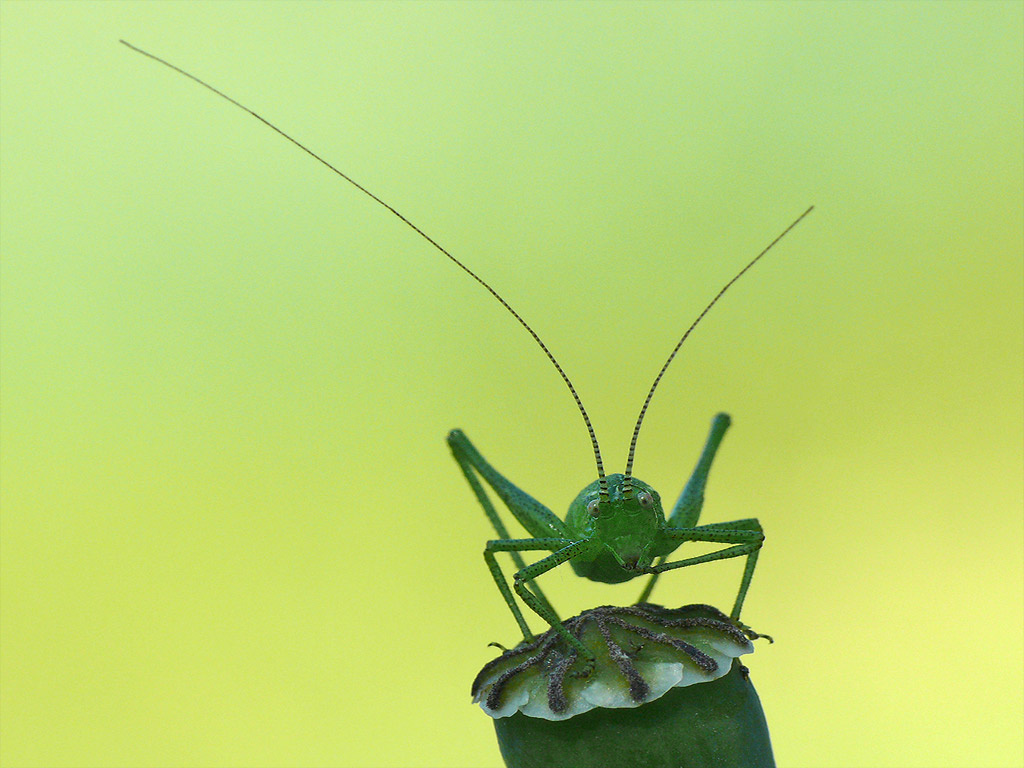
left=637, top=413, right=732, bottom=602
left=639, top=520, right=764, bottom=620
left=670, top=413, right=732, bottom=529
left=449, top=429, right=564, bottom=619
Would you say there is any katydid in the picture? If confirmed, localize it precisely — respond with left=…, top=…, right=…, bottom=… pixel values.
left=122, top=41, right=812, bottom=658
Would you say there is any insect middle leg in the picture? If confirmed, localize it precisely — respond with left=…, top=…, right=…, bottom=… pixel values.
left=638, top=520, right=764, bottom=620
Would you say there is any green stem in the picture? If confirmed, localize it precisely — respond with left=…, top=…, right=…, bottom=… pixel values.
left=493, top=659, right=774, bottom=768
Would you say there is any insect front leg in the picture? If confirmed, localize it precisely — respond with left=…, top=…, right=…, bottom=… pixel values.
left=490, top=539, right=601, bottom=657
left=642, top=520, right=764, bottom=620
left=448, top=429, right=568, bottom=625
left=484, top=537, right=571, bottom=643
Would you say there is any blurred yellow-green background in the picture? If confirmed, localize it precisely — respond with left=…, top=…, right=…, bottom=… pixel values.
left=2, top=3, right=1021, bottom=767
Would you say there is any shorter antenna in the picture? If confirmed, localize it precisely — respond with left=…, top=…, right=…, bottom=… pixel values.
left=120, top=40, right=610, bottom=499
left=621, top=206, right=814, bottom=495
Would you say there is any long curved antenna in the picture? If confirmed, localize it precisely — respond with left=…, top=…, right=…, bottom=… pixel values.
left=621, top=206, right=814, bottom=495
left=121, top=40, right=609, bottom=498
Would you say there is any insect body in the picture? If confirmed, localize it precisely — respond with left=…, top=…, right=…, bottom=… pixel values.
left=449, top=418, right=764, bottom=657
left=122, top=41, right=812, bottom=658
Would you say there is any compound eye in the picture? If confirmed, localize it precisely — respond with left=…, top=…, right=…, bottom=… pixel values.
left=637, top=491, right=654, bottom=509
left=586, top=499, right=601, bottom=517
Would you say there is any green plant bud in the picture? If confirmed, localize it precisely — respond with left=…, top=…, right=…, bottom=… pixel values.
left=473, top=604, right=773, bottom=768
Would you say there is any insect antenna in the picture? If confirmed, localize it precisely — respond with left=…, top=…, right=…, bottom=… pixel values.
left=120, top=41, right=610, bottom=499
left=621, top=206, right=815, bottom=496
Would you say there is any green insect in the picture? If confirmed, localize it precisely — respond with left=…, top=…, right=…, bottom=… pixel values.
left=123, top=41, right=812, bottom=658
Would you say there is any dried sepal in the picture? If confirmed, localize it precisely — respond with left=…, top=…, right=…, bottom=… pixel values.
left=472, top=603, right=760, bottom=721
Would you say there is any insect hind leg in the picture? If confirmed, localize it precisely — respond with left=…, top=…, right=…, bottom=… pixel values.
left=449, top=430, right=566, bottom=624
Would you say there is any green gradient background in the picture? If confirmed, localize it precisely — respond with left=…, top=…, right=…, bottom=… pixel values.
left=2, top=3, right=1021, bottom=767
